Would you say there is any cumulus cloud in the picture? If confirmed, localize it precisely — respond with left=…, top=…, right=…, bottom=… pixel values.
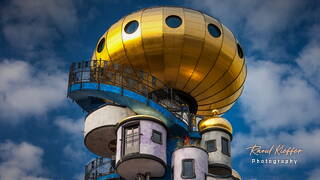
left=296, top=24, right=320, bottom=89
left=0, top=0, right=78, bottom=51
left=296, top=42, right=320, bottom=89
left=0, top=141, right=51, bottom=180
left=55, top=116, right=83, bottom=136
left=308, top=168, right=320, bottom=180
left=189, top=0, right=313, bottom=57
left=0, top=60, right=67, bottom=122
left=234, top=57, right=320, bottom=167
left=54, top=116, right=91, bottom=173
left=240, top=59, right=320, bottom=131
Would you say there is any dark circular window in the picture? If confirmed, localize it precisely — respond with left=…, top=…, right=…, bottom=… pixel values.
left=165, top=15, right=182, bottom=28
left=97, top=38, right=105, bottom=53
left=208, top=24, right=221, bottom=38
left=237, top=43, right=244, bottom=58
left=124, top=20, right=139, bottom=34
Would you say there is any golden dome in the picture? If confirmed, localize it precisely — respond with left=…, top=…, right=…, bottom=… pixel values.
left=232, top=169, right=242, bottom=180
left=198, top=111, right=232, bottom=134
left=92, top=7, right=246, bottom=116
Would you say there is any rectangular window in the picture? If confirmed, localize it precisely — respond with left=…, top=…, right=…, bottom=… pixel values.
left=206, top=140, right=217, bottom=152
left=181, top=159, right=195, bottom=179
left=221, top=137, right=230, bottom=156
left=151, top=129, right=162, bottom=144
left=123, top=124, right=140, bottom=156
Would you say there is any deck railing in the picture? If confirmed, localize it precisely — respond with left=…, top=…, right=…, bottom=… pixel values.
left=68, top=60, right=197, bottom=129
left=85, top=157, right=117, bottom=180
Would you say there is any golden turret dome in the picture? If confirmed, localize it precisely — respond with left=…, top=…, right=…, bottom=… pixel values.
left=198, top=110, right=232, bottom=134
left=232, top=169, right=242, bottom=180
left=92, top=6, right=246, bottom=116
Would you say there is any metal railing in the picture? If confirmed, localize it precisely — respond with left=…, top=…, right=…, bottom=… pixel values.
left=67, top=60, right=196, bottom=127
left=85, top=157, right=117, bottom=180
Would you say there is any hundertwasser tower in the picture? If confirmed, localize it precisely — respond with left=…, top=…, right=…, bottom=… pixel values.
left=67, top=6, right=246, bottom=180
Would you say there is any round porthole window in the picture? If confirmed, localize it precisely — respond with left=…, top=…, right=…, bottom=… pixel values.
left=208, top=24, right=221, bottom=38
left=97, top=37, right=105, bottom=53
left=124, top=20, right=139, bottom=34
left=165, top=15, right=182, bottom=28
left=237, top=43, right=244, bottom=58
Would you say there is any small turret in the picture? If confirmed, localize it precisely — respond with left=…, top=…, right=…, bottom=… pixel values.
left=198, top=110, right=233, bottom=176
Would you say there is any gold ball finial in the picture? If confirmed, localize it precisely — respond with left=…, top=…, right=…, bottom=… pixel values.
left=198, top=109, right=233, bottom=135
left=211, top=109, right=219, bottom=116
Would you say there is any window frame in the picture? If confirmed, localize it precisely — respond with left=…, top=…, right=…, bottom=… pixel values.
left=207, top=23, right=221, bottom=38
left=221, top=137, right=230, bottom=156
left=151, top=129, right=162, bottom=144
left=121, top=122, right=140, bottom=157
left=181, top=159, right=196, bottom=179
left=206, top=140, right=217, bottom=152
left=124, top=20, right=139, bottom=34
left=165, top=15, right=182, bottom=28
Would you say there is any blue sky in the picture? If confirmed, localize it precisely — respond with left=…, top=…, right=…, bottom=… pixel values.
left=0, top=0, right=319, bottom=179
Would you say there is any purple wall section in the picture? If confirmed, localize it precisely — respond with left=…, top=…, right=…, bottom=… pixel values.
left=172, top=147, right=208, bottom=180
left=116, top=119, right=167, bottom=164
left=140, top=120, right=167, bottom=163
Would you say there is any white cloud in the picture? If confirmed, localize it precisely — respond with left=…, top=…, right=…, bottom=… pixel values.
left=240, top=59, right=320, bottom=131
left=296, top=24, right=320, bottom=89
left=308, top=168, right=320, bottom=180
left=0, top=60, right=67, bottom=122
left=0, top=141, right=51, bottom=180
left=0, top=0, right=78, bottom=51
left=54, top=116, right=91, bottom=173
left=189, top=0, right=310, bottom=57
left=54, top=116, right=83, bottom=136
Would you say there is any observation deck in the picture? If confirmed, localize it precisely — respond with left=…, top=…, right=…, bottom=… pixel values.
left=67, top=60, right=202, bottom=136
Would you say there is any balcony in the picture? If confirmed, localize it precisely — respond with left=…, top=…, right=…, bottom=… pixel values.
left=67, top=60, right=199, bottom=129
left=85, top=157, right=118, bottom=180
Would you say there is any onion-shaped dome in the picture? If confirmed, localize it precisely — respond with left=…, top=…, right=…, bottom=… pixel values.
left=198, top=110, right=232, bottom=134
left=91, top=7, right=246, bottom=116
left=232, top=169, right=242, bottom=180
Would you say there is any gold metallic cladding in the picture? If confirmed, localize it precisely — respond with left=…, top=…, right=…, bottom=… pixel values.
left=197, top=103, right=234, bottom=116
left=94, top=31, right=110, bottom=67
left=198, top=65, right=247, bottom=105
left=183, top=14, right=223, bottom=92
left=91, top=7, right=247, bottom=115
left=107, top=18, right=128, bottom=64
left=141, top=7, right=164, bottom=80
left=198, top=86, right=244, bottom=109
left=175, top=9, right=205, bottom=89
left=122, top=10, right=149, bottom=72
left=190, top=24, right=237, bottom=96
left=198, top=116, right=233, bottom=134
left=196, top=57, right=245, bottom=100
left=163, top=7, right=184, bottom=87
